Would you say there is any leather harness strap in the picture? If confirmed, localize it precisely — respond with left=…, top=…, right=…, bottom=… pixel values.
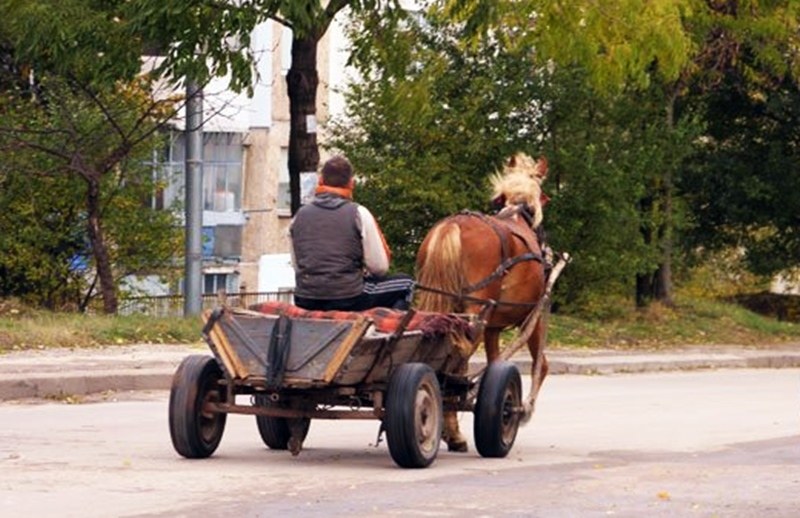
left=458, top=210, right=543, bottom=295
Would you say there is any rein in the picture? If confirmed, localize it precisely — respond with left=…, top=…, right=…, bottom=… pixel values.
left=413, top=282, right=540, bottom=309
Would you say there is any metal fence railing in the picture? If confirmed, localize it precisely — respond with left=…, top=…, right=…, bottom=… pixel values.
left=118, top=291, right=294, bottom=318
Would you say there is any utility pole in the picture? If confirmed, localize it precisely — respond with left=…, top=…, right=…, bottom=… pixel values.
left=184, top=80, right=203, bottom=316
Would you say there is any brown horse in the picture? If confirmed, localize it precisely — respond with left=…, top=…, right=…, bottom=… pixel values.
left=415, top=154, right=549, bottom=452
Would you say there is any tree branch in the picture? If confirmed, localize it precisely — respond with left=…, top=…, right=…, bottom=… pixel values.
left=318, top=0, right=351, bottom=38
left=269, top=13, right=293, bottom=30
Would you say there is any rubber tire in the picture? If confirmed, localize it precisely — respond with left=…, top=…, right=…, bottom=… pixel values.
left=385, top=363, right=443, bottom=469
left=474, top=360, right=522, bottom=458
left=168, top=355, right=227, bottom=458
left=254, top=395, right=311, bottom=450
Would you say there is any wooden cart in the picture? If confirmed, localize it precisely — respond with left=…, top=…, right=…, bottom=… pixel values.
left=167, top=305, right=525, bottom=468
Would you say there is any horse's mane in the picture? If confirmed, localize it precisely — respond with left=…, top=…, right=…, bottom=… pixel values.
left=489, top=153, right=548, bottom=228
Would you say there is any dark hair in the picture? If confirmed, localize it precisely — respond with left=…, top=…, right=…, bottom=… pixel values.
left=321, top=155, right=353, bottom=187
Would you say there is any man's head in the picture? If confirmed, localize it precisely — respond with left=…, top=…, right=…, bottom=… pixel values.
left=320, top=155, right=353, bottom=187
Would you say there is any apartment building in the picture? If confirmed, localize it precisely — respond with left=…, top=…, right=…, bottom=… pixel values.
left=150, top=18, right=350, bottom=298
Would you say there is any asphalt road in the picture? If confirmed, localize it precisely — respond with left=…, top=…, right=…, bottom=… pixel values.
left=1, top=368, right=798, bottom=517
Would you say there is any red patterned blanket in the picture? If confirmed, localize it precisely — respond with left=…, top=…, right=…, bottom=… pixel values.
left=249, top=301, right=477, bottom=344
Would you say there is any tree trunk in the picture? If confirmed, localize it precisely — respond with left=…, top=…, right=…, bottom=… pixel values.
left=656, top=95, right=677, bottom=306
left=637, top=94, right=678, bottom=308
left=636, top=192, right=654, bottom=307
left=286, top=35, right=321, bottom=216
left=85, top=179, right=118, bottom=314
left=636, top=272, right=653, bottom=308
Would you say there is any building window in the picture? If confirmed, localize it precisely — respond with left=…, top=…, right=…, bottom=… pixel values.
left=149, top=131, right=243, bottom=213
left=204, top=133, right=243, bottom=212
left=203, top=272, right=239, bottom=295
left=147, top=132, right=185, bottom=211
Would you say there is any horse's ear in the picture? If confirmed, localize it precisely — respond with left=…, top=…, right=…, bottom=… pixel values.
left=507, top=154, right=518, bottom=168
left=535, top=156, right=548, bottom=180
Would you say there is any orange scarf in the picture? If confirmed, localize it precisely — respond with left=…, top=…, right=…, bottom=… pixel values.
left=315, top=184, right=353, bottom=200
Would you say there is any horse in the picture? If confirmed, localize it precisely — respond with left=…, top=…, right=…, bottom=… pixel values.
left=415, top=153, right=550, bottom=452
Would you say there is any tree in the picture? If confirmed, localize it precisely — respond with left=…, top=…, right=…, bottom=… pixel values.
left=334, top=10, right=700, bottom=308
left=682, top=66, right=800, bottom=277
left=535, top=68, right=701, bottom=310
left=0, top=157, right=86, bottom=309
left=444, top=0, right=800, bottom=305
left=0, top=75, right=183, bottom=312
left=340, top=0, right=800, bottom=309
left=331, top=8, right=550, bottom=271
left=127, top=0, right=405, bottom=215
left=1, top=2, right=183, bottom=312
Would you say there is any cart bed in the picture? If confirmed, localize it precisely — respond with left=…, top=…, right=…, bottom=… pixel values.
left=202, top=304, right=478, bottom=390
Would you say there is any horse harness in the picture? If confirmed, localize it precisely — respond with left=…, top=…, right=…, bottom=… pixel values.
left=416, top=205, right=545, bottom=309
left=460, top=208, right=543, bottom=293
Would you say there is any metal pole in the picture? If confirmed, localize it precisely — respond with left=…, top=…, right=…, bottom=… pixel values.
left=184, top=80, right=203, bottom=316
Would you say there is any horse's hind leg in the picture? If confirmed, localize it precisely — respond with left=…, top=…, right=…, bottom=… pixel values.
left=442, top=411, right=468, bottom=452
left=441, top=354, right=471, bottom=453
left=441, top=328, right=502, bottom=452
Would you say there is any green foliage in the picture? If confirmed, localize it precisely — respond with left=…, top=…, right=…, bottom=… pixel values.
left=123, top=1, right=401, bottom=93
left=682, top=70, right=800, bottom=277
left=444, top=0, right=694, bottom=92
left=2, top=0, right=142, bottom=88
left=333, top=9, right=548, bottom=272
left=336, top=3, right=704, bottom=305
left=0, top=165, right=87, bottom=309
left=123, top=0, right=263, bottom=93
left=0, top=74, right=182, bottom=310
left=539, top=68, right=703, bottom=308
left=677, top=249, right=770, bottom=299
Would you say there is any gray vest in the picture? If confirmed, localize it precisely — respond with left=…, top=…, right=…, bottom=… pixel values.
left=291, top=194, right=363, bottom=299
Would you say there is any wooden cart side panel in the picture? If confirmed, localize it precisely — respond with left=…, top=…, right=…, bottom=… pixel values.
left=363, top=332, right=428, bottom=384
left=330, top=335, right=387, bottom=386
left=321, top=316, right=371, bottom=383
left=226, top=314, right=354, bottom=383
left=202, top=307, right=472, bottom=390
left=408, top=337, right=454, bottom=371
left=205, top=309, right=370, bottom=385
left=202, top=310, right=246, bottom=379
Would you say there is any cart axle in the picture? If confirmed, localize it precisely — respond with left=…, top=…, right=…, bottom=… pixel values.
left=206, top=401, right=383, bottom=420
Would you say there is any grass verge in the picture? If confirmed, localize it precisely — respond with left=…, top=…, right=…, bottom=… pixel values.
left=0, top=295, right=798, bottom=352
left=547, top=296, right=800, bottom=349
left=0, top=310, right=202, bottom=351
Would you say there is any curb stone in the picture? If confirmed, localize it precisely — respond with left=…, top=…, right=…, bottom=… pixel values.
left=2, top=345, right=800, bottom=401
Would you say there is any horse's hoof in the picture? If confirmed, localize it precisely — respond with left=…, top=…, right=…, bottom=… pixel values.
left=520, top=401, right=535, bottom=424
left=446, top=439, right=469, bottom=453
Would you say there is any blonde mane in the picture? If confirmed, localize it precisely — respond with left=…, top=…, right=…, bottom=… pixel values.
left=489, top=153, right=548, bottom=228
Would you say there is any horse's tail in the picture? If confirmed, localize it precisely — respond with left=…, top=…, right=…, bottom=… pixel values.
left=415, top=219, right=466, bottom=314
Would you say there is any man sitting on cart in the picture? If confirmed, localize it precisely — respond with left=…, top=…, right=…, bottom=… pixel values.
left=289, top=155, right=414, bottom=312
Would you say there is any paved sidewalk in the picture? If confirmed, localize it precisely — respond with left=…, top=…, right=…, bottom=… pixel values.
left=2, top=342, right=800, bottom=401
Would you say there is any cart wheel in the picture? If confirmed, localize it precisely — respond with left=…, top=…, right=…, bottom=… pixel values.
left=385, top=363, right=443, bottom=469
left=474, top=360, right=522, bottom=458
left=254, top=395, right=311, bottom=451
left=168, top=355, right=228, bottom=458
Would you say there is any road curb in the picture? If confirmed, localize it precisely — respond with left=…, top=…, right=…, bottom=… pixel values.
left=3, top=351, right=800, bottom=400
left=0, top=369, right=174, bottom=401
left=549, top=353, right=800, bottom=375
